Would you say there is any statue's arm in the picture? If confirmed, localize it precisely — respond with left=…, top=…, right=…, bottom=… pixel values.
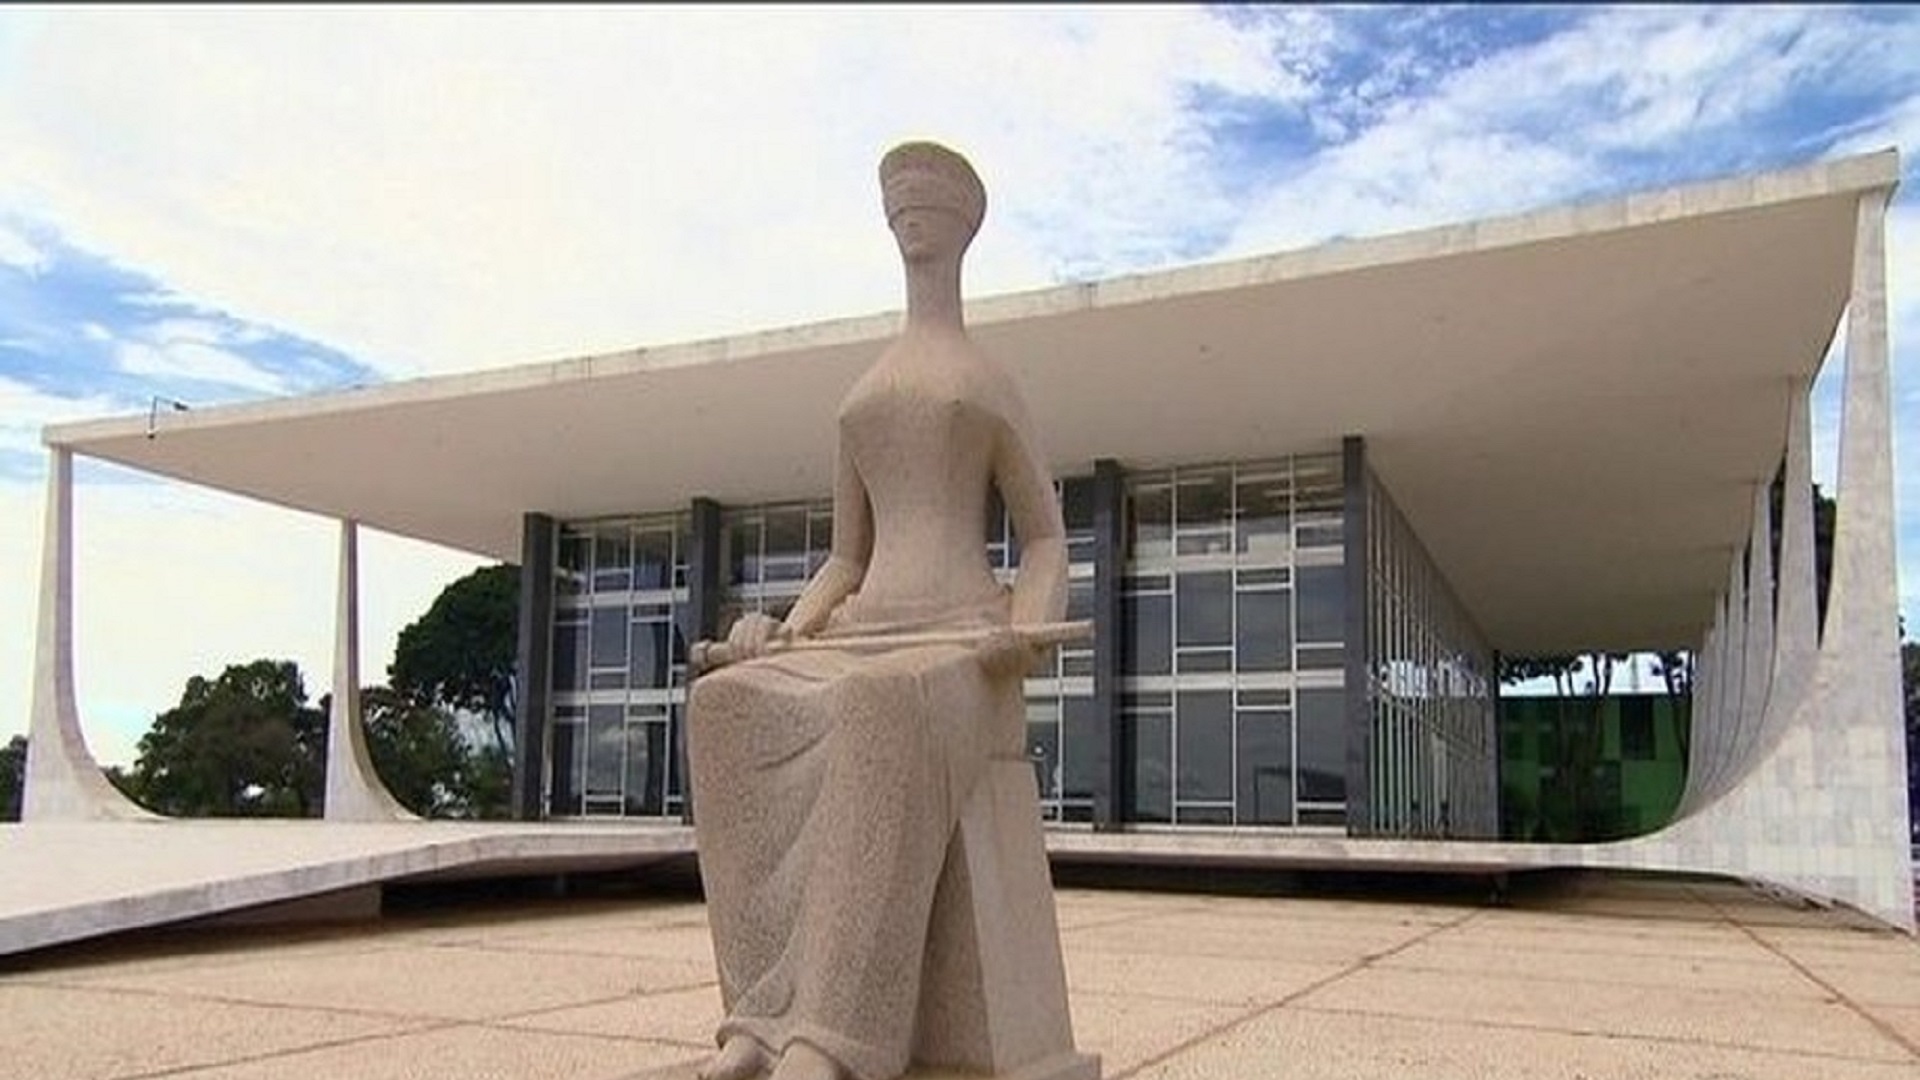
left=782, top=440, right=872, bottom=637
left=995, top=406, right=1069, bottom=628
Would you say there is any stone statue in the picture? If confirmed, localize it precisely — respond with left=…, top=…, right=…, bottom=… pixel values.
left=684, top=142, right=1097, bottom=1080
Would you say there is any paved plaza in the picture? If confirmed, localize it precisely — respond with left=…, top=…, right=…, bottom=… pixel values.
left=3, top=871, right=1917, bottom=1080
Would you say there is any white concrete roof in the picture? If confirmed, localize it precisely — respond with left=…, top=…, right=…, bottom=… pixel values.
left=46, top=151, right=1899, bottom=653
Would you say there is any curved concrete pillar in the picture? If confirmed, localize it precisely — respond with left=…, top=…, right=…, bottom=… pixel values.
left=1712, top=484, right=1774, bottom=806
left=1768, top=380, right=1820, bottom=730
left=22, top=448, right=156, bottom=821
left=1605, top=186, right=1914, bottom=931
left=323, top=520, right=415, bottom=821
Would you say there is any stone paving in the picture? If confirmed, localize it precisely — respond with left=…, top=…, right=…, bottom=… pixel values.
left=2, top=872, right=1917, bottom=1079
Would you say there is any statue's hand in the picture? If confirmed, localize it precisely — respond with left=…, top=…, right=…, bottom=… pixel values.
left=976, top=625, right=1041, bottom=680
left=726, top=612, right=790, bottom=661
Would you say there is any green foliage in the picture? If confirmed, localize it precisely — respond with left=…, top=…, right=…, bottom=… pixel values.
left=126, top=659, right=325, bottom=817
left=1, top=734, right=25, bottom=822
left=361, top=686, right=470, bottom=817
left=391, top=564, right=520, bottom=756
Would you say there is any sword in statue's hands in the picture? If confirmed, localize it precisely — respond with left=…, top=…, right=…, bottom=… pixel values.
left=691, top=619, right=1093, bottom=674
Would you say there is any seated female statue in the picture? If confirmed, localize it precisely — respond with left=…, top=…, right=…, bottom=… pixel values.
left=686, top=141, right=1069, bottom=1080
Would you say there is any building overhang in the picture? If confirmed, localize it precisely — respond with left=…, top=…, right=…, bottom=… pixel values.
left=46, top=150, right=1900, bottom=654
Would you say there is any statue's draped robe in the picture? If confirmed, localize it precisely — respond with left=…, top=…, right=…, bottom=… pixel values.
left=687, top=380, right=1022, bottom=1080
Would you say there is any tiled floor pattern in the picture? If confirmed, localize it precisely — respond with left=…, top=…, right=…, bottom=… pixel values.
left=3, top=874, right=1917, bottom=1079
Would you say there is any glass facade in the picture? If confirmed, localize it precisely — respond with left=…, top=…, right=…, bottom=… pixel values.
left=1361, top=472, right=1497, bottom=838
left=1121, top=455, right=1349, bottom=828
left=547, top=514, right=691, bottom=817
left=533, top=446, right=1496, bottom=837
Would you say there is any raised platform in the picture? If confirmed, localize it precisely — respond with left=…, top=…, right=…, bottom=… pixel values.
left=5, top=820, right=1905, bottom=959
left=0, top=820, right=697, bottom=957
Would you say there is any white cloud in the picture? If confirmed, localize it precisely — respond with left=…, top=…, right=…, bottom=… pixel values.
left=110, top=317, right=290, bottom=397
left=1224, top=7, right=1916, bottom=254
left=0, top=218, right=47, bottom=273
left=0, top=7, right=1327, bottom=379
left=0, top=377, right=129, bottom=457
left=0, top=470, right=485, bottom=766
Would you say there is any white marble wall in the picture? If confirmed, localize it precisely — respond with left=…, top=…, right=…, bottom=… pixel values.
left=1600, top=187, right=1915, bottom=931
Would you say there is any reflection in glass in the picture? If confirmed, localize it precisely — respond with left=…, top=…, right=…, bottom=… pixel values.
left=625, top=721, right=667, bottom=815
left=1236, top=590, right=1292, bottom=671
left=634, top=529, right=674, bottom=590
left=1125, top=593, right=1171, bottom=675
left=1297, top=564, right=1345, bottom=644
left=1235, top=474, right=1290, bottom=558
left=1236, top=709, right=1292, bottom=825
left=558, top=533, right=590, bottom=596
left=1129, top=710, right=1171, bottom=822
left=629, top=620, right=671, bottom=689
left=1129, top=484, right=1171, bottom=561
left=1062, top=697, right=1099, bottom=808
left=590, top=606, right=626, bottom=669
left=1176, top=691, right=1232, bottom=801
left=586, top=705, right=623, bottom=797
left=553, top=621, right=586, bottom=692
left=1176, top=572, right=1232, bottom=646
left=1297, top=688, right=1346, bottom=804
left=550, top=720, right=581, bottom=814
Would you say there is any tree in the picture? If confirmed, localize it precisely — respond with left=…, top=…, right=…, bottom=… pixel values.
left=391, top=564, right=520, bottom=758
left=125, top=659, right=325, bottom=817
left=1, top=735, right=25, bottom=822
left=358, top=686, right=471, bottom=817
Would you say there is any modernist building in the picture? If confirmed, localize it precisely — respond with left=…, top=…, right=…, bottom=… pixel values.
left=23, top=149, right=1914, bottom=929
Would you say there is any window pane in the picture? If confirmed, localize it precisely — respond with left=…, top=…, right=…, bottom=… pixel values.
left=1176, top=571, right=1232, bottom=647
left=1025, top=701, right=1061, bottom=802
left=725, top=518, right=762, bottom=587
left=552, top=621, right=586, bottom=692
left=1124, top=593, right=1171, bottom=676
left=630, top=620, right=670, bottom=689
left=634, top=529, right=674, bottom=591
left=550, top=721, right=581, bottom=815
left=1297, top=564, right=1346, bottom=644
left=763, top=510, right=809, bottom=582
left=1236, top=589, right=1292, bottom=672
left=557, top=533, right=590, bottom=596
left=1129, top=484, right=1171, bottom=561
left=1129, top=711, right=1171, bottom=823
left=1176, top=691, right=1232, bottom=802
left=1061, top=476, right=1095, bottom=532
left=1298, top=688, right=1347, bottom=802
left=1236, top=709, right=1293, bottom=825
left=586, top=705, right=623, bottom=797
left=1176, top=469, right=1232, bottom=528
left=590, top=606, right=627, bottom=669
left=593, top=530, right=631, bottom=592
left=624, top=722, right=667, bottom=816
left=1236, top=474, right=1291, bottom=558
left=1062, top=696, right=1100, bottom=801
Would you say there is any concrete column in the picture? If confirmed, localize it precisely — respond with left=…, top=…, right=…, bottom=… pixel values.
left=681, top=497, right=725, bottom=825
left=1089, top=458, right=1126, bottom=830
left=324, top=520, right=413, bottom=821
left=1728, top=482, right=1774, bottom=793
left=1340, top=436, right=1373, bottom=836
left=22, top=447, right=155, bottom=821
left=1811, top=186, right=1912, bottom=913
left=513, top=512, right=556, bottom=821
left=1769, top=381, right=1819, bottom=730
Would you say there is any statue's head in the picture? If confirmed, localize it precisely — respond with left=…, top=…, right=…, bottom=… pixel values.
left=880, top=141, right=985, bottom=262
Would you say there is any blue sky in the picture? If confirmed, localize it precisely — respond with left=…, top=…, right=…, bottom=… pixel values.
left=1, top=5, right=1917, bottom=760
